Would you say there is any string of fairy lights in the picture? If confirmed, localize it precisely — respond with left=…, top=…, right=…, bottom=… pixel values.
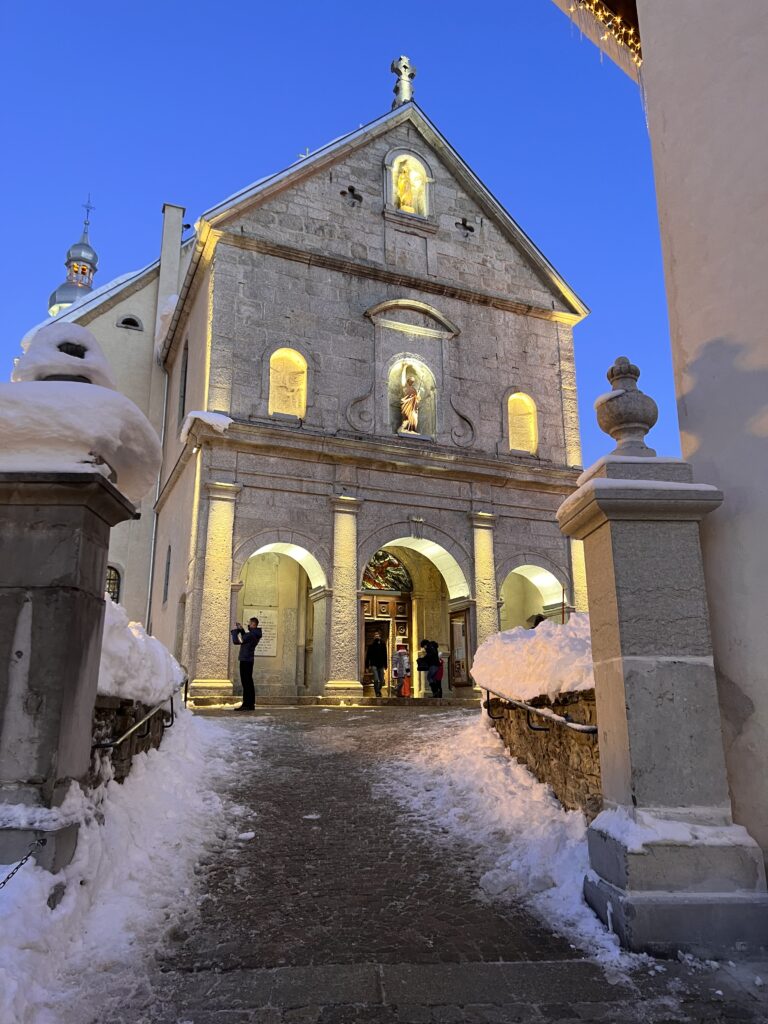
left=568, top=0, right=643, bottom=68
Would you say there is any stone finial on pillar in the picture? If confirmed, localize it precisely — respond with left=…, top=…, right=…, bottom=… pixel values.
left=595, top=355, right=658, bottom=456
left=557, top=356, right=768, bottom=956
left=391, top=55, right=416, bottom=108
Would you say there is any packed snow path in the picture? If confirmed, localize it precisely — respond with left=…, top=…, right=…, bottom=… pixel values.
left=69, top=709, right=766, bottom=1023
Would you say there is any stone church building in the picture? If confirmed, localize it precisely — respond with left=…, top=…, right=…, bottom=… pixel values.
left=33, top=62, right=589, bottom=700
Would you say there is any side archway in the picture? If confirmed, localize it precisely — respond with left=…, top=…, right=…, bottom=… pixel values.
left=498, top=560, right=568, bottom=630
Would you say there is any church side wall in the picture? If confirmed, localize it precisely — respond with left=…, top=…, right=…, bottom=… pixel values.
left=162, top=267, right=212, bottom=487
left=75, top=276, right=162, bottom=623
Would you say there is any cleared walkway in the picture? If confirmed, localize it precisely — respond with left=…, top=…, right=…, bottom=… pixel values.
left=90, top=708, right=767, bottom=1023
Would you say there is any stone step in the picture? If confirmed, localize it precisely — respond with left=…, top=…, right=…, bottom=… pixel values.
left=149, top=960, right=636, bottom=1016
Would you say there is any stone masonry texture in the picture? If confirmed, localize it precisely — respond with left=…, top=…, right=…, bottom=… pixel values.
left=488, top=692, right=602, bottom=821
left=65, top=709, right=768, bottom=1023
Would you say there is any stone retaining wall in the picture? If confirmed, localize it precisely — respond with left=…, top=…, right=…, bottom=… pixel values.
left=487, top=690, right=602, bottom=821
left=90, top=695, right=169, bottom=784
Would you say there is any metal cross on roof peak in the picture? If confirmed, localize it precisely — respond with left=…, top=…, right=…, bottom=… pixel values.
left=391, top=55, right=416, bottom=109
left=82, top=193, right=95, bottom=233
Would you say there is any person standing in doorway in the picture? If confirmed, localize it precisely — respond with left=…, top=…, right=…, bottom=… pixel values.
left=392, top=643, right=411, bottom=698
left=365, top=630, right=388, bottom=697
left=230, top=617, right=262, bottom=711
left=419, top=638, right=441, bottom=698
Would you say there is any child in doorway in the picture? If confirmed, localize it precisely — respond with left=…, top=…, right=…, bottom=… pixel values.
left=392, top=643, right=411, bottom=698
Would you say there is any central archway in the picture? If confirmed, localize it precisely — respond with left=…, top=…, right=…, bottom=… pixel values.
left=359, top=533, right=472, bottom=697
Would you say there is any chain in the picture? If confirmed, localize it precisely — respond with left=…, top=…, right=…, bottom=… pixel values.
left=0, top=837, right=47, bottom=892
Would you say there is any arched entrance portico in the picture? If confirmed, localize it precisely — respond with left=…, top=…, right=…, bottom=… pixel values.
left=499, top=562, right=567, bottom=631
left=236, top=542, right=329, bottom=698
left=359, top=535, right=473, bottom=696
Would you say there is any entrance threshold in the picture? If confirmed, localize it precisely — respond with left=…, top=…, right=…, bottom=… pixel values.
left=190, top=694, right=481, bottom=710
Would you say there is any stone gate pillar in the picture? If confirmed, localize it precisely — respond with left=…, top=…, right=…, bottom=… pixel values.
left=325, top=496, right=362, bottom=696
left=557, top=357, right=768, bottom=956
left=470, top=512, right=498, bottom=647
left=190, top=481, right=241, bottom=701
left=0, top=473, right=136, bottom=870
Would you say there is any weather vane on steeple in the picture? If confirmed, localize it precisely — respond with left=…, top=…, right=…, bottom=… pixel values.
left=391, top=56, right=416, bottom=109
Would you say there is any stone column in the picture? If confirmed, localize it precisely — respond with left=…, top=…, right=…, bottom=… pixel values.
left=325, top=496, right=363, bottom=696
left=0, top=472, right=136, bottom=871
left=309, top=586, right=331, bottom=697
left=189, top=481, right=241, bottom=701
left=557, top=358, right=768, bottom=956
left=470, top=512, right=498, bottom=647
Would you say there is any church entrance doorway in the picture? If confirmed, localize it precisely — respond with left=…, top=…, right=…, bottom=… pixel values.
left=499, top=564, right=567, bottom=630
left=359, top=541, right=472, bottom=697
left=237, top=543, right=328, bottom=698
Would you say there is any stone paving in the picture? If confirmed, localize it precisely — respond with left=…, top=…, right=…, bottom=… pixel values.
left=79, top=708, right=768, bottom=1024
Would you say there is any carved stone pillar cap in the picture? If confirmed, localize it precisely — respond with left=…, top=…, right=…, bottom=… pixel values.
left=595, top=356, right=658, bottom=457
left=470, top=511, right=497, bottom=528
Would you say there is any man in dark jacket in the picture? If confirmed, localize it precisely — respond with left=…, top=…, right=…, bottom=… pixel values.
left=230, top=617, right=262, bottom=711
left=365, top=630, right=388, bottom=697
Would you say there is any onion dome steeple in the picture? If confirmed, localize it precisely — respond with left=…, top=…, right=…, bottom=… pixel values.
left=48, top=196, right=99, bottom=317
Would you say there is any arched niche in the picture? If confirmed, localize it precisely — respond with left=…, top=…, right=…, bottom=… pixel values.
left=499, top=564, right=566, bottom=630
left=507, top=392, right=539, bottom=454
left=386, top=152, right=432, bottom=217
left=269, top=347, right=308, bottom=418
left=388, top=357, right=437, bottom=437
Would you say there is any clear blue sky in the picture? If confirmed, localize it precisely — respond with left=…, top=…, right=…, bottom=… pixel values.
left=1, top=0, right=677, bottom=466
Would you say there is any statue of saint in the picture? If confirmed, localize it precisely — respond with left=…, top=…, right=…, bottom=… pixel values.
left=400, top=375, right=421, bottom=433
left=394, top=158, right=427, bottom=216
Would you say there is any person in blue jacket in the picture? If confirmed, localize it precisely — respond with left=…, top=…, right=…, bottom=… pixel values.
left=230, top=617, right=262, bottom=711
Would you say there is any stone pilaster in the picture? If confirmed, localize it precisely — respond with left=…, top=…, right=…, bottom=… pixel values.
left=469, top=512, right=498, bottom=648
left=190, top=481, right=241, bottom=699
left=557, top=358, right=768, bottom=956
left=325, top=496, right=362, bottom=696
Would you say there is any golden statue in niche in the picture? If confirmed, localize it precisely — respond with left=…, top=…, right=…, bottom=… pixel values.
left=393, top=156, right=427, bottom=216
left=400, top=374, right=421, bottom=433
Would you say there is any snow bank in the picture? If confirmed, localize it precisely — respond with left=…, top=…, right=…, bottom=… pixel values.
left=471, top=613, right=594, bottom=702
left=0, top=710, right=233, bottom=1024
left=179, top=409, right=233, bottom=443
left=384, top=713, right=620, bottom=960
left=98, top=597, right=185, bottom=704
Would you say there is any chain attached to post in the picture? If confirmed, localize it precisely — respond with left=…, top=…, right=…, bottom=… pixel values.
left=0, top=837, right=47, bottom=893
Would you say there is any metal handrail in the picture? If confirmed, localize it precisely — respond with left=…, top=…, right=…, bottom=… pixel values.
left=93, top=677, right=187, bottom=751
left=483, top=688, right=598, bottom=734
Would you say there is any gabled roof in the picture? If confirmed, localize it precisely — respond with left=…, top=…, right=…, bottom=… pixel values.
left=199, top=102, right=588, bottom=321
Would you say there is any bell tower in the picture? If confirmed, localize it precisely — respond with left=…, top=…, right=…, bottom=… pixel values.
left=48, top=197, right=99, bottom=316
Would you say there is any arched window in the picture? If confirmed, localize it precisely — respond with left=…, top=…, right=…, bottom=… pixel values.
left=269, top=348, right=308, bottom=418
left=391, top=154, right=429, bottom=217
left=117, top=315, right=143, bottom=331
left=507, top=392, right=538, bottom=454
left=105, top=565, right=121, bottom=603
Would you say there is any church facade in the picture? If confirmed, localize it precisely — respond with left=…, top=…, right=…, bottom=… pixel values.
left=35, top=66, right=589, bottom=700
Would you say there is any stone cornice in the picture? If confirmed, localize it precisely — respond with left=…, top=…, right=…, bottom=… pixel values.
left=188, top=420, right=580, bottom=497
left=217, top=232, right=583, bottom=327
left=557, top=478, right=724, bottom=540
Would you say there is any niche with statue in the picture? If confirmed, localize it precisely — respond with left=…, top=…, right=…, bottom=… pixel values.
left=388, top=358, right=436, bottom=438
